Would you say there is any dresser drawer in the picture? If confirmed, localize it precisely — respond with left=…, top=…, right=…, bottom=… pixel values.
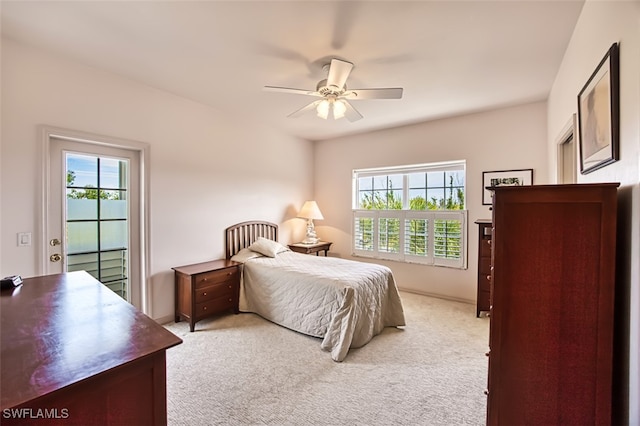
left=480, top=237, right=492, bottom=257
left=194, top=282, right=235, bottom=303
left=478, top=289, right=491, bottom=310
left=478, top=273, right=492, bottom=292
left=195, top=295, right=236, bottom=320
left=195, top=268, right=238, bottom=289
left=479, top=256, right=492, bottom=275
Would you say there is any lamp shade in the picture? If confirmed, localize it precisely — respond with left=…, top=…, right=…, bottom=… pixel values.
left=297, top=201, right=324, bottom=220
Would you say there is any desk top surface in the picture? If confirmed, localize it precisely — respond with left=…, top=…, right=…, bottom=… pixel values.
left=0, top=271, right=182, bottom=409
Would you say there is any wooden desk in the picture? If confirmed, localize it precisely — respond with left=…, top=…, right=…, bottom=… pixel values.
left=0, top=271, right=182, bottom=425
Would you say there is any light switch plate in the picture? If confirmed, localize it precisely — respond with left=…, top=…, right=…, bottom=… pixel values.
left=18, top=232, right=32, bottom=247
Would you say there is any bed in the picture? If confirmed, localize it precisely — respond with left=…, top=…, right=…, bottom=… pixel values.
left=225, top=220, right=406, bottom=362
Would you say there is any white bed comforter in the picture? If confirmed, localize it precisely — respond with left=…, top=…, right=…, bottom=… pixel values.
left=232, top=250, right=405, bottom=362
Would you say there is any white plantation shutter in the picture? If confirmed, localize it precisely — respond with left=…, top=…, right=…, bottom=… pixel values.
left=404, top=213, right=430, bottom=264
left=353, top=210, right=467, bottom=268
left=353, top=211, right=376, bottom=256
left=433, top=212, right=465, bottom=267
left=378, top=211, right=403, bottom=260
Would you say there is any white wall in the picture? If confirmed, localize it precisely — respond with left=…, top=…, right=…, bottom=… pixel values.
left=314, top=101, right=549, bottom=303
left=0, top=39, right=314, bottom=321
left=547, top=1, right=640, bottom=423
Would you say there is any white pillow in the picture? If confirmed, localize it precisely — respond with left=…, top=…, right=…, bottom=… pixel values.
left=248, top=237, right=287, bottom=258
left=230, top=248, right=262, bottom=263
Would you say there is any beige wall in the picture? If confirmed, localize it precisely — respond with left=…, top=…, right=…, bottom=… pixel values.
left=0, top=39, right=314, bottom=321
left=547, top=1, right=640, bottom=423
left=313, top=101, right=549, bottom=303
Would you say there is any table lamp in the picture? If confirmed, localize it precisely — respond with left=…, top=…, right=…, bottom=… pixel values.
left=298, top=201, right=324, bottom=244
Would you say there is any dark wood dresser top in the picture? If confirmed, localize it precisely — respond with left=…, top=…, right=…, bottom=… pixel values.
left=0, top=271, right=182, bottom=410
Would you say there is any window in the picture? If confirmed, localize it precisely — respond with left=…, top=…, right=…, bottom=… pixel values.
left=353, top=161, right=467, bottom=268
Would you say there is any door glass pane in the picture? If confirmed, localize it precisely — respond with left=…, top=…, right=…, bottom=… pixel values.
left=67, top=221, right=98, bottom=254
left=100, top=158, right=127, bottom=189
left=67, top=154, right=97, bottom=187
left=100, top=221, right=128, bottom=251
left=66, top=196, right=97, bottom=220
left=100, top=195, right=127, bottom=219
left=100, top=250, right=127, bottom=285
left=67, top=252, right=99, bottom=280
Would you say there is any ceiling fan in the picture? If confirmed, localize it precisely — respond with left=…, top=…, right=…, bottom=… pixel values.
left=264, top=58, right=403, bottom=122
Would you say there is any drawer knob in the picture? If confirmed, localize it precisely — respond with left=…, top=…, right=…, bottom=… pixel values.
left=488, top=239, right=491, bottom=245
left=486, top=275, right=491, bottom=281
left=228, top=285, right=232, bottom=289
left=485, top=351, right=490, bottom=357
left=203, top=277, right=208, bottom=281
left=203, top=292, right=207, bottom=296
left=484, top=389, right=489, bottom=396
left=203, top=306, right=207, bottom=310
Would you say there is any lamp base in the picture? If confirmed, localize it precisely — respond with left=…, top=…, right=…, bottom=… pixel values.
left=303, top=219, right=319, bottom=244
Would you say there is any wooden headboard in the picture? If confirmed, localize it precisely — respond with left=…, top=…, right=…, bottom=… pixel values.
left=225, top=221, right=278, bottom=259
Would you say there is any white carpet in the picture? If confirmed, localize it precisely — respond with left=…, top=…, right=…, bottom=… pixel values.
left=164, top=291, right=489, bottom=425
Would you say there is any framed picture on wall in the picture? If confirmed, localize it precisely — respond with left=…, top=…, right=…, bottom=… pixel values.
left=577, top=42, right=619, bottom=174
left=482, top=169, right=533, bottom=205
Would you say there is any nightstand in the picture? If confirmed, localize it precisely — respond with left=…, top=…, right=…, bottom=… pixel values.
left=172, top=259, right=240, bottom=332
left=288, top=241, right=332, bottom=256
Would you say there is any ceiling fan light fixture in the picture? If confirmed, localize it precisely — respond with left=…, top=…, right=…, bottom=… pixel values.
left=316, top=99, right=330, bottom=119
left=265, top=58, right=401, bottom=123
left=333, top=100, right=347, bottom=119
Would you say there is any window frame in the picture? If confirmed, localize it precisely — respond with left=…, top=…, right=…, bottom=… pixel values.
left=352, top=161, right=468, bottom=269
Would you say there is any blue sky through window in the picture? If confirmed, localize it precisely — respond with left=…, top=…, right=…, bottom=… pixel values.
left=66, top=154, right=125, bottom=189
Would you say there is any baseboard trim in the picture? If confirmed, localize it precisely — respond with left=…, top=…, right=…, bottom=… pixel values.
left=398, top=288, right=474, bottom=306
left=154, top=314, right=175, bottom=325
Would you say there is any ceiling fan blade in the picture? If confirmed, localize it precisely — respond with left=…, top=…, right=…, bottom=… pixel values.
left=342, top=88, right=403, bottom=100
left=326, top=59, right=353, bottom=90
left=287, top=100, right=323, bottom=118
left=264, top=86, right=322, bottom=97
left=342, top=100, right=363, bottom=122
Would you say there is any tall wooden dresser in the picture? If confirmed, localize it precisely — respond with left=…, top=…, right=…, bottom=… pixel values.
left=485, top=183, right=618, bottom=425
left=474, top=219, right=492, bottom=317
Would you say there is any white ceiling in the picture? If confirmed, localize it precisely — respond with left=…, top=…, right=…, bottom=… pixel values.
left=1, top=1, right=584, bottom=141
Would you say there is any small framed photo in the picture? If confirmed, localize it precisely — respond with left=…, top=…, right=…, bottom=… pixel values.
left=577, top=42, right=619, bottom=174
left=482, top=169, right=533, bottom=205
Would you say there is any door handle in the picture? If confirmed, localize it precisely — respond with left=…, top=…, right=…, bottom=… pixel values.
left=50, top=253, right=61, bottom=262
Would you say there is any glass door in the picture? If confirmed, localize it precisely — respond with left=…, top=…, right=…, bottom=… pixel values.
left=47, top=134, right=142, bottom=308
left=65, top=153, right=129, bottom=300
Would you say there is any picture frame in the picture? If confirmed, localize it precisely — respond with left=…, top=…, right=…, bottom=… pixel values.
left=577, top=42, right=619, bottom=174
left=482, top=169, right=533, bottom=205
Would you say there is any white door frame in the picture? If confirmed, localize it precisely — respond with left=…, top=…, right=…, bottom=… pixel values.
left=40, top=125, right=151, bottom=314
left=555, top=114, right=578, bottom=184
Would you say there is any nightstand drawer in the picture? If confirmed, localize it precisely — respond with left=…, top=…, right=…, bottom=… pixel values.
left=195, top=282, right=235, bottom=303
left=195, top=295, right=236, bottom=320
left=195, top=268, right=238, bottom=289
